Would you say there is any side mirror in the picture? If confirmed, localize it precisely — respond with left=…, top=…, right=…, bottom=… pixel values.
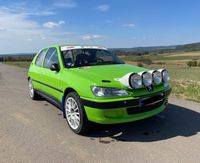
left=50, top=63, right=60, bottom=72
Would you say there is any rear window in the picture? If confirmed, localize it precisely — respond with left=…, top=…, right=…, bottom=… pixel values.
left=35, top=49, right=47, bottom=67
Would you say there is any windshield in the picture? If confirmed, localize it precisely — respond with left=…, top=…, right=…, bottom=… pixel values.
left=61, top=49, right=124, bottom=68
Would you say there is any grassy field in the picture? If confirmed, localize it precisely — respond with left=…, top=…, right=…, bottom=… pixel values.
left=122, top=51, right=200, bottom=61
left=3, top=61, right=31, bottom=68
left=2, top=51, right=200, bottom=102
left=123, top=52, right=200, bottom=102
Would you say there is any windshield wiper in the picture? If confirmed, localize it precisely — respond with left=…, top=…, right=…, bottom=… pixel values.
left=98, top=61, right=123, bottom=65
left=74, top=61, right=124, bottom=67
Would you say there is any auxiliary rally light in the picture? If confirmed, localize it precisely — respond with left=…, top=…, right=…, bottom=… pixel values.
left=117, top=69, right=170, bottom=89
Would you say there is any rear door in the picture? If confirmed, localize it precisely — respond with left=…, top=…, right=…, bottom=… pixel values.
left=40, top=47, right=62, bottom=101
left=31, top=49, right=47, bottom=90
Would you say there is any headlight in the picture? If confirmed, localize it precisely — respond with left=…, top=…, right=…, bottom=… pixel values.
left=142, top=72, right=153, bottom=87
left=162, top=69, right=170, bottom=83
left=91, top=86, right=129, bottom=97
left=153, top=70, right=162, bottom=84
left=129, top=73, right=142, bottom=89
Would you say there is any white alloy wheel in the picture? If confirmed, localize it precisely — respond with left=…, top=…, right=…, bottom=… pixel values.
left=28, top=79, right=34, bottom=98
left=65, top=97, right=80, bottom=130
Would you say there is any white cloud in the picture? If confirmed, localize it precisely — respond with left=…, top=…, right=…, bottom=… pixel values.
left=96, top=4, right=110, bottom=12
left=43, top=21, right=65, bottom=29
left=0, top=2, right=55, bottom=16
left=0, top=27, right=6, bottom=31
left=0, top=7, right=64, bottom=53
left=0, top=2, right=106, bottom=53
left=50, top=32, right=76, bottom=36
left=53, top=0, right=77, bottom=8
left=29, top=11, right=55, bottom=16
left=123, top=24, right=136, bottom=27
left=41, top=37, right=47, bottom=40
left=82, top=35, right=102, bottom=40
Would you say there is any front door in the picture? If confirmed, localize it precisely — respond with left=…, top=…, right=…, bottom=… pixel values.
left=40, top=47, right=62, bottom=102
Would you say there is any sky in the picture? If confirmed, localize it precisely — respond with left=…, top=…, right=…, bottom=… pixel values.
left=0, top=0, right=200, bottom=53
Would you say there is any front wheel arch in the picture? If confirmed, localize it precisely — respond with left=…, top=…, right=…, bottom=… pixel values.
left=62, top=87, right=79, bottom=118
left=63, top=87, right=77, bottom=98
left=62, top=89, right=91, bottom=134
left=63, top=91, right=91, bottom=134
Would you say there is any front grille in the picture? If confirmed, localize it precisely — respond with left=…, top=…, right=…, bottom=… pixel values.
left=127, top=94, right=166, bottom=115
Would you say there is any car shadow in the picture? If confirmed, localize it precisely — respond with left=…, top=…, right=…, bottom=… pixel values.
left=86, top=104, right=200, bottom=142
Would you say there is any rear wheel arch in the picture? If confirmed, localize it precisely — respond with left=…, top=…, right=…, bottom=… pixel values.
left=28, top=78, right=40, bottom=100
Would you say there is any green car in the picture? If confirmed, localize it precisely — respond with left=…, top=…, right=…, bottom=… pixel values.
left=28, top=45, right=171, bottom=134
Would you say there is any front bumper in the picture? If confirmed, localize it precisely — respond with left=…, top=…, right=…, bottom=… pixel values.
left=81, top=88, right=171, bottom=124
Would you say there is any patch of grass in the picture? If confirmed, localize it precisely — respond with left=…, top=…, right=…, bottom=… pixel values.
left=171, top=80, right=200, bottom=102
left=3, top=61, right=31, bottom=68
left=121, top=53, right=200, bottom=61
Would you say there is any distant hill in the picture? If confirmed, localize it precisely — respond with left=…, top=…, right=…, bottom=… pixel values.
left=0, top=53, right=35, bottom=62
left=1, top=42, right=200, bottom=59
left=175, top=42, right=200, bottom=51
left=114, top=42, right=200, bottom=51
left=112, top=42, right=200, bottom=56
left=112, top=45, right=176, bottom=52
left=0, top=53, right=35, bottom=57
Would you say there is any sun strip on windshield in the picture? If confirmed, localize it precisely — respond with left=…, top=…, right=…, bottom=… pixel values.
left=60, top=46, right=107, bottom=51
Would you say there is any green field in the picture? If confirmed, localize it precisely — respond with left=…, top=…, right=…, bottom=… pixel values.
left=2, top=52, right=200, bottom=102
left=3, top=61, right=31, bottom=68
left=122, top=51, right=200, bottom=102
left=121, top=51, right=200, bottom=61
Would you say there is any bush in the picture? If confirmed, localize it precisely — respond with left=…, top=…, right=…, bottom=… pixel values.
left=198, top=62, right=200, bottom=67
left=137, top=62, right=143, bottom=67
left=155, top=61, right=166, bottom=65
left=136, top=58, right=153, bottom=65
left=187, top=60, right=198, bottom=67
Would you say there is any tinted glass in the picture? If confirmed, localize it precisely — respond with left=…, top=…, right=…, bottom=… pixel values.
left=62, top=50, right=74, bottom=67
left=43, top=48, right=59, bottom=69
left=35, top=49, right=47, bottom=67
left=62, top=49, right=124, bottom=68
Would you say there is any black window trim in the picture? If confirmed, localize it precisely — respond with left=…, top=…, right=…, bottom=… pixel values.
left=59, top=47, right=66, bottom=69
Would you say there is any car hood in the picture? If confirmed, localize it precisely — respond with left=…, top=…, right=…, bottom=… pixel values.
left=65, top=64, right=147, bottom=88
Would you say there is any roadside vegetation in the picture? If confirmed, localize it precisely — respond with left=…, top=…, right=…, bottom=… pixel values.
left=0, top=54, right=33, bottom=68
left=4, top=61, right=31, bottom=68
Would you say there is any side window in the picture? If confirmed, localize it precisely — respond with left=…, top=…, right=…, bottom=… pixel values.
left=35, top=49, right=47, bottom=67
left=62, top=50, right=74, bottom=67
left=43, top=48, right=59, bottom=69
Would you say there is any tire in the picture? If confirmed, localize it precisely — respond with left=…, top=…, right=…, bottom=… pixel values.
left=28, top=79, right=40, bottom=100
left=64, top=92, right=91, bottom=134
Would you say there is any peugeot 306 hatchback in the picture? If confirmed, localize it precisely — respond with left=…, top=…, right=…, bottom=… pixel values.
left=28, top=45, right=171, bottom=134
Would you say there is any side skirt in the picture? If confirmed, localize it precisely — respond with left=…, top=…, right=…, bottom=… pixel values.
left=35, top=90, right=62, bottom=110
